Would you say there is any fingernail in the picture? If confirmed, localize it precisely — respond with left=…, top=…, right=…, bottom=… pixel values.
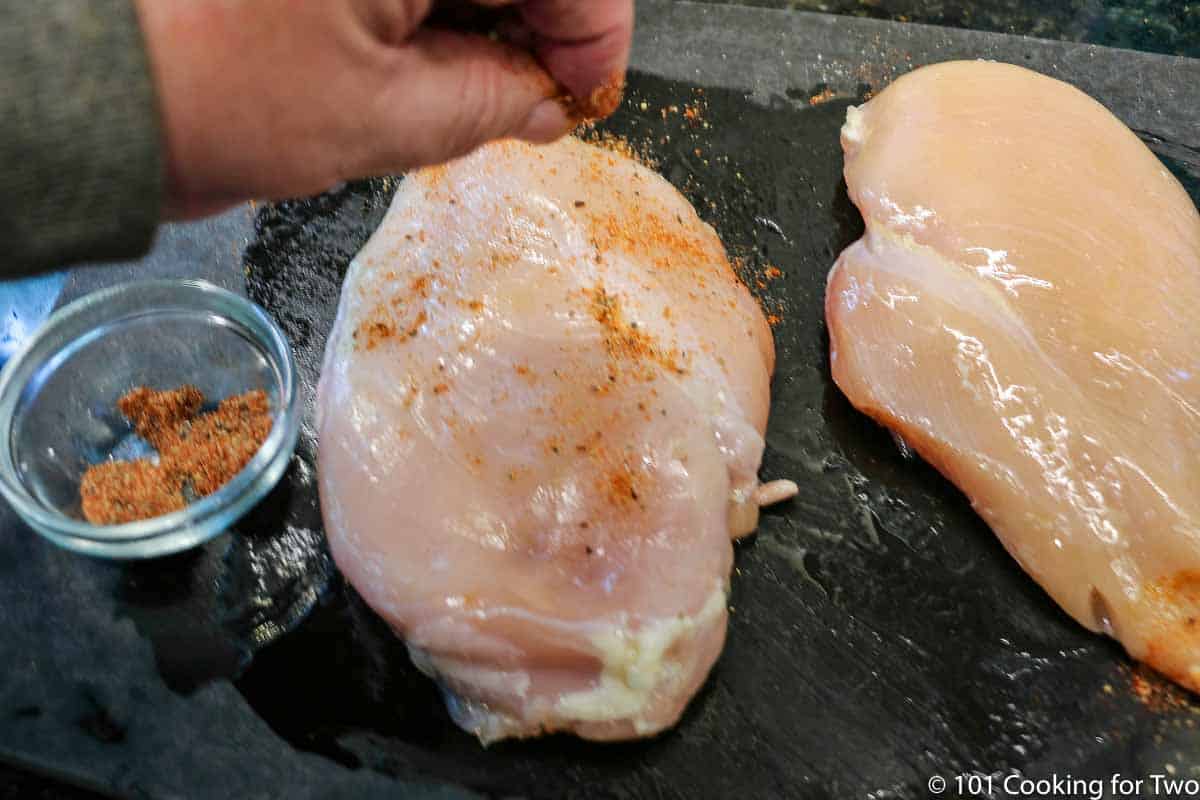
left=517, top=99, right=572, bottom=144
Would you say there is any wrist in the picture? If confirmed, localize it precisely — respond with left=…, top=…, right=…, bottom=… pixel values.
left=133, top=0, right=209, bottom=218
left=134, top=0, right=389, bottom=219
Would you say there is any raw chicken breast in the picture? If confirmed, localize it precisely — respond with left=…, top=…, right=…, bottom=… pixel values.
left=318, top=137, right=779, bottom=741
left=826, top=61, right=1200, bottom=687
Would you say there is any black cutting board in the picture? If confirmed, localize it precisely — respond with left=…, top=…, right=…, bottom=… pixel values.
left=3, top=4, right=1199, bottom=798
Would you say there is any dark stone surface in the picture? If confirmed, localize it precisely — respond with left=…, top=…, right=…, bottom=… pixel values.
left=640, top=2, right=1200, bottom=147
left=684, top=0, right=1199, bottom=57
left=0, top=763, right=111, bottom=800
left=1, top=4, right=1199, bottom=799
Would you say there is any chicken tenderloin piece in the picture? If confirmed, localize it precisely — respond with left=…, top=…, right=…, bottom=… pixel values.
left=318, top=137, right=779, bottom=742
left=826, top=62, right=1200, bottom=688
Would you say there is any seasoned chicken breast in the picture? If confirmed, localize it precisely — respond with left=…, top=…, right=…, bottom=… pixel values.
left=318, top=137, right=780, bottom=741
left=826, top=61, right=1200, bottom=688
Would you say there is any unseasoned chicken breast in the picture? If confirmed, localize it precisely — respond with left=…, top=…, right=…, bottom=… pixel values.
left=826, top=61, right=1200, bottom=688
left=318, top=137, right=781, bottom=741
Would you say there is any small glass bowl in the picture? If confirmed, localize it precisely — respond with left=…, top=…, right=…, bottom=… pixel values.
left=0, top=279, right=300, bottom=559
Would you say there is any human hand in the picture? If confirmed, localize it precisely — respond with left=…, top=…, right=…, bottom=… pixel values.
left=134, top=0, right=633, bottom=219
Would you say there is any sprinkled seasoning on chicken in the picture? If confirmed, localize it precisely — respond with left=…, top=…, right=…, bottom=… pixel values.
left=317, top=137, right=788, bottom=742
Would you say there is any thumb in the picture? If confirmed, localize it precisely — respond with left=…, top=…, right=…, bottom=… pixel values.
left=363, top=28, right=572, bottom=172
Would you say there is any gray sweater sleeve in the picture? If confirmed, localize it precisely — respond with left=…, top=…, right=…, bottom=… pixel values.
left=1, top=1, right=164, bottom=276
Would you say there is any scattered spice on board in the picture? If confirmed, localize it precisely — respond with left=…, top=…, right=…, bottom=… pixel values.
left=1126, top=664, right=1196, bottom=713
left=756, top=264, right=785, bottom=290
left=808, top=86, right=838, bottom=106
left=579, top=128, right=658, bottom=168
left=80, top=386, right=272, bottom=525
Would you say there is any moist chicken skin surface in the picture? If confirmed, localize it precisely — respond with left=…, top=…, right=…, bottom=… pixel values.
left=827, top=61, right=1200, bottom=690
